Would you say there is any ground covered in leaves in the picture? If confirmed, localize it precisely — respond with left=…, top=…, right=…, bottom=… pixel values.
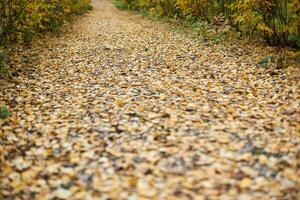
left=1, top=0, right=300, bottom=199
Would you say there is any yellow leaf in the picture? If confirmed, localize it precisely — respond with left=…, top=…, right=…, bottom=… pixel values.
left=115, top=98, right=126, bottom=107
left=257, top=23, right=273, bottom=34
left=238, top=178, right=252, bottom=189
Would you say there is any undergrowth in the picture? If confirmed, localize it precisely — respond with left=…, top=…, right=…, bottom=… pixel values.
left=112, top=0, right=232, bottom=44
left=0, top=50, right=7, bottom=77
left=115, top=0, right=300, bottom=49
left=113, top=0, right=300, bottom=69
left=0, top=1, right=93, bottom=78
left=0, top=0, right=93, bottom=46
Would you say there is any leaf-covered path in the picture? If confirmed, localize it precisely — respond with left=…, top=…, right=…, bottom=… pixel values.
left=1, top=0, right=300, bottom=199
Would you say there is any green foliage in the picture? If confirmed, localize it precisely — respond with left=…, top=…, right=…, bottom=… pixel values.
left=230, top=0, right=300, bottom=47
left=84, top=4, right=93, bottom=12
left=0, top=0, right=92, bottom=45
left=257, top=53, right=287, bottom=68
left=113, top=0, right=129, bottom=10
left=0, top=106, right=10, bottom=120
left=258, top=54, right=276, bottom=67
left=288, top=35, right=300, bottom=47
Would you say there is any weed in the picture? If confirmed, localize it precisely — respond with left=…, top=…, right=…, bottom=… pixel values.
left=257, top=54, right=276, bottom=67
left=288, top=35, right=300, bottom=49
left=257, top=52, right=288, bottom=68
left=23, top=27, right=36, bottom=45
left=0, top=106, right=10, bottom=120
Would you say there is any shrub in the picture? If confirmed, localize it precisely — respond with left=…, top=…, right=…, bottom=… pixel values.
left=118, top=0, right=300, bottom=48
left=0, top=0, right=92, bottom=45
left=230, top=0, right=300, bottom=47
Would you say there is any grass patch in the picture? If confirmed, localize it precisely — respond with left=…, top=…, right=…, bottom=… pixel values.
left=112, top=0, right=129, bottom=10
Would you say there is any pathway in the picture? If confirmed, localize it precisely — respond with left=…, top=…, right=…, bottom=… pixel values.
left=0, top=0, right=299, bottom=199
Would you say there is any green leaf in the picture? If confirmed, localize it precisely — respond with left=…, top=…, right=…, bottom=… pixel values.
left=257, top=54, right=275, bottom=67
left=0, top=106, right=10, bottom=119
left=288, top=35, right=300, bottom=48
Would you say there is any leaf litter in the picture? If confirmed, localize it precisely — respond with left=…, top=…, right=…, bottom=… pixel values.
left=0, top=0, right=300, bottom=199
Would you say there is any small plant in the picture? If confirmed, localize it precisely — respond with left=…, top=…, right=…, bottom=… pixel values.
left=288, top=35, right=300, bottom=49
left=85, top=5, right=93, bottom=11
left=276, top=52, right=287, bottom=68
left=23, top=27, right=36, bottom=45
left=0, top=106, right=10, bottom=120
left=257, top=54, right=276, bottom=67
left=257, top=52, right=288, bottom=68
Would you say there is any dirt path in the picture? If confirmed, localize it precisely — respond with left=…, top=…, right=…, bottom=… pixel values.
left=1, top=0, right=299, bottom=199
left=92, top=0, right=111, bottom=9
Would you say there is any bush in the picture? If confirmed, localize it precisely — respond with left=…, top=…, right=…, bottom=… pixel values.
left=0, top=0, right=92, bottom=45
left=230, top=0, right=300, bottom=47
left=118, top=0, right=300, bottom=48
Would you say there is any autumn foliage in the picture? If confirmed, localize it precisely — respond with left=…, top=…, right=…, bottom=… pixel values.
left=121, top=0, right=300, bottom=47
left=0, top=0, right=91, bottom=44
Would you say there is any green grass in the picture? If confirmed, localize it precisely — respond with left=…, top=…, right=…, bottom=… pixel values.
left=112, top=0, right=129, bottom=10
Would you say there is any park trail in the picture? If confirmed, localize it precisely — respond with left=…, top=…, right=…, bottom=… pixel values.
left=0, top=0, right=299, bottom=199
